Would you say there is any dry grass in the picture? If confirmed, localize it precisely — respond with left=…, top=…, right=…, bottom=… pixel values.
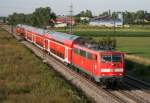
left=0, top=28, right=92, bottom=103
left=93, top=37, right=150, bottom=59
left=126, top=55, right=150, bottom=65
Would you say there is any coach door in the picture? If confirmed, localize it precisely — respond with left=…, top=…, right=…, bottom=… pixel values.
left=25, top=31, right=27, bottom=39
left=65, top=47, right=69, bottom=63
left=32, top=34, right=34, bottom=42
left=44, top=39, right=49, bottom=51
left=33, top=35, right=36, bottom=44
left=48, top=40, right=50, bottom=52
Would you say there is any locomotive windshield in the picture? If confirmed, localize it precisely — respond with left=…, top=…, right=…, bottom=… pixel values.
left=101, top=55, right=111, bottom=62
left=112, top=55, right=122, bottom=62
left=101, top=54, right=122, bottom=62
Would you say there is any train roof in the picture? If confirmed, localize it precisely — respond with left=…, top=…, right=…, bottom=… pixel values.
left=17, top=24, right=80, bottom=46
left=48, top=31, right=79, bottom=41
left=74, top=44, right=124, bottom=54
left=46, top=31, right=80, bottom=47
left=74, top=42, right=116, bottom=52
left=17, top=24, right=48, bottom=35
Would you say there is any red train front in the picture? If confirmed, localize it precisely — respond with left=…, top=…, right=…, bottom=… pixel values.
left=72, top=44, right=124, bottom=87
left=98, top=51, right=124, bottom=86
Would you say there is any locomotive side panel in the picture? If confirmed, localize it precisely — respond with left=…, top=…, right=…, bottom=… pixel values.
left=68, top=49, right=72, bottom=63
left=72, top=47, right=99, bottom=78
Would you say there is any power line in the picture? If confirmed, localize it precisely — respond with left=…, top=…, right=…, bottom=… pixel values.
left=0, top=6, right=33, bottom=10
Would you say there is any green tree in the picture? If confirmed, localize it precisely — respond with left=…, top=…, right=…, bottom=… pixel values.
left=123, top=11, right=135, bottom=24
left=31, top=7, right=56, bottom=27
left=136, top=10, right=145, bottom=20
left=0, top=17, right=7, bottom=23
left=145, top=11, right=150, bottom=21
left=75, top=10, right=92, bottom=24
left=76, top=10, right=92, bottom=17
left=99, top=11, right=110, bottom=16
left=8, top=7, right=56, bottom=27
left=98, top=36, right=117, bottom=50
left=112, top=12, right=118, bottom=19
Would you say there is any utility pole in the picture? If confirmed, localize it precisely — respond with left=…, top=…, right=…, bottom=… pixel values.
left=112, top=13, right=116, bottom=35
left=69, top=3, right=73, bottom=34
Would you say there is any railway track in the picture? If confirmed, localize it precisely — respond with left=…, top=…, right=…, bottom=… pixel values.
left=123, top=75, right=150, bottom=103
left=124, top=75, right=150, bottom=94
left=1, top=25, right=150, bottom=103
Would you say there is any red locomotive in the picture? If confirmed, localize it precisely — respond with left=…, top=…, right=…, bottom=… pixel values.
left=16, top=24, right=125, bottom=87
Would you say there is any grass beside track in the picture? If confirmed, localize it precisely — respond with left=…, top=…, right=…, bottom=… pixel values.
left=0, top=28, right=92, bottom=103
left=93, top=37, right=150, bottom=59
left=74, top=30, right=150, bottom=37
left=51, top=26, right=150, bottom=37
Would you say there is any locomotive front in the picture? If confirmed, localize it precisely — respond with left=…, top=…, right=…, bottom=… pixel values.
left=98, top=52, right=125, bottom=87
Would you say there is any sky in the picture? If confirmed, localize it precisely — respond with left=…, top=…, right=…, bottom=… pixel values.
left=0, top=0, right=150, bottom=16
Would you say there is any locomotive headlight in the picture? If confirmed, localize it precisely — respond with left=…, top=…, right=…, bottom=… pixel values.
left=102, top=74, right=105, bottom=76
left=82, top=60, right=83, bottom=64
left=114, top=68, right=123, bottom=72
left=101, top=69, right=112, bottom=72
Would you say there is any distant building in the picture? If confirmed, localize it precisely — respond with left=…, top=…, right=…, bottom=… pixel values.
left=134, top=19, right=150, bottom=23
left=80, top=17, right=90, bottom=21
left=54, top=23, right=67, bottom=28
left=89, top=13, right=123, bottom=27
left=50, top=16, right=75, bottom=28
left=0, top=19, right=3, bottom=23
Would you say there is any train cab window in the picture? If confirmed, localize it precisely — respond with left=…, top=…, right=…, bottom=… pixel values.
left=101, top=54, right=122, bottom=62
left=87, top=52, right=97, bottom=60
left=92, top=55, right=97, bottom=60
left=101, top=55, right=111, bottom=62
left=112, top=55, right=122, bottom=62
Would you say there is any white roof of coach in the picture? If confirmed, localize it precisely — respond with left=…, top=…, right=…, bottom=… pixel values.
left=18, top=24, right=48, bottom=35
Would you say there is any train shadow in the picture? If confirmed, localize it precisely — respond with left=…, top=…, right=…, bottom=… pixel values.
left=110, top=59, right=150, bottom=92
left=109, top=81, right=150, bottom=93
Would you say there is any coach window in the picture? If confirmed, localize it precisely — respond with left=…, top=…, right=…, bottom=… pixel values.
left=87, top=52, right=92, bottom=59
left=74, top=48, right=78, bottom=54
left=80, top=50, right=86, bottom=57
left=74, top=48, right=79, bottom=54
